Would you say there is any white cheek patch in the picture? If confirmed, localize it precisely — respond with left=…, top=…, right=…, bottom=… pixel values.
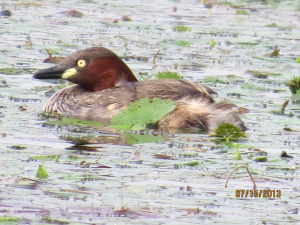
left=62, top=68, right=77, bottom=79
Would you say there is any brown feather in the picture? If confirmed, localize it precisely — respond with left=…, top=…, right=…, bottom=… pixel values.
left=43, top=79, right=246, bottom=132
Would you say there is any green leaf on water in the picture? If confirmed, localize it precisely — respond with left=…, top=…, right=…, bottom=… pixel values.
left=123, top=131, right=165, bottom=145
left=288, top=76, right=300, bottom=103
left=246, top=70, right=281, bottom=78
left=254, top=156, right=268, bottom=162
left=31, top=155, right=58, bottom=161
left=236, top=10, right=249, bottom=15
left=0, top=216, right=20, bottom=222
left=36, top=165, right=49, bottom=179
left=213, top=123, right=246, bottom=139
left=111, top=97, right=177, bottom=130
left=266, top=23, right=294, bottom=29
left=204, top=76, right=219, bottom=83
left=288, top=76, right=300, bottom=94
left=20, top=2, right=41, bottom=6
left=184, top=161, right=198, bottom=167
left=266, top=23, right=279, bottom=28
left=176, top=40, right=191, bottom=47
left=43, top=116, right=104, bottom=127
left=43, top=56, right=65, bottom=64
left=242, top=83, right=266, bottom=91
left=42, top=217, right=70, bottom=224
left=172, top=25, right=191, bottom=32
left=296, top=58, right=300, bottom=63
left=155, top=71, right=181, bottom=79
left=210, top=38, right=216, bottom=47
left=42, top=48, right=60, bottom=55
left=204, top=75, right=244, bottom=84
left=0, top=68, right=23, bottom=75
left=237, top=42, right=260, bottom=45
left=235, top=147, right=242, bottom=160
left=0, top=67, right=35, bottom=75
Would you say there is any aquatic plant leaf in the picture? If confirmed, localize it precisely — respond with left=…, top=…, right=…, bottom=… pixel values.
left=210, top=38, right=216, bottom=47
left=155, top=71, right=181, bottom=79
left=0, top=216, right=20, bottom=222
left=235, top=147, right=242, bottom=160
left=266, top=23, right=294, bottom=29
left=43, top=117, right=104, bottom=127
left=172, top=25, right=191, bottom=32
left=176, top=40, right=191, bottom=47
left=174, top=161, right=199, bottom=169
left=246, top=70, right=281, bottom=77
left=266, top=23, right=279, bottom=28
left=236, top=10, right=249, bottom=15
left=204, top=76, right=219, bottom=83
left=42, top=49, right=60, bottom=55
left=213, top=123, right=246, bottom=139
left=31, top=155, right=58, bottom=161
left=36, top=165, right=49, bottom=179
left=242, top=83, right=266, bottom=91
left=43, top=56, right=65, bottom=64
left=0, top=67, right=35, bottom=75
left=0, top=68, right=23, bottom=75
left=204, top=75, right=244, bottom=84
left=111, top=98, right=177, bottom=130
left=254, top=156, right=268, bottom=162
left=20, top=2, right=41, bottom=7
left=292, top=89, right=300, bottom=103
left=288, top=76, right=300, bottom=103
left=184, top=161, right=198, bottom=167
left=237, top=42, right=260, bottom=45
left=123, top=131, right=165, bottom=145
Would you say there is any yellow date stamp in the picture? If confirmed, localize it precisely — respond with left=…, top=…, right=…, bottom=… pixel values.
left=236, top=189, right=281, bottom=198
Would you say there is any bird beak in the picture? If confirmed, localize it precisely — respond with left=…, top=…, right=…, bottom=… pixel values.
left=33, top=64, right=69, bottom=79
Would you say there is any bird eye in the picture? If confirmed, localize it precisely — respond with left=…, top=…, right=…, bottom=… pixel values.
left=77, top=60, right=86, bottom=68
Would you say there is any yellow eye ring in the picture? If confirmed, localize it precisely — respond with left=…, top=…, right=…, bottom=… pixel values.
left=77, top=60, right=86, bottom=68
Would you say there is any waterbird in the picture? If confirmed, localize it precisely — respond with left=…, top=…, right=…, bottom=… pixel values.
left=33, top=47, right=246, bottom=133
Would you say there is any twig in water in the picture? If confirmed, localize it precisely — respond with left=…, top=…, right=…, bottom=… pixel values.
left=225, top=165, right=257, bottom=190
left=152, top=50, right=160, bottom=64
left=45, top=49, right=52, bottom=58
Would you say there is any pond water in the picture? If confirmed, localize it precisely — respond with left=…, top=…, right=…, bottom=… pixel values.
left=0, top=0, right=300, bottom=224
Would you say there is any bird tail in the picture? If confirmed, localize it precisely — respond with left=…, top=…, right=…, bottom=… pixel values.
left=158, top=97, right=247, bottom=133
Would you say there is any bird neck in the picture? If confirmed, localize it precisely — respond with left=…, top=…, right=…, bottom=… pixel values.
left=80, top=56, right=138, bottom=92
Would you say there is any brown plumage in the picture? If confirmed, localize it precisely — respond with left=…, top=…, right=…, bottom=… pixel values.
left=33, top=47, right=246, bottom=133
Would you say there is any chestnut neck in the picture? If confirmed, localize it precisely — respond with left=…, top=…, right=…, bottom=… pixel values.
left=79, top=56, right=138, bottom=92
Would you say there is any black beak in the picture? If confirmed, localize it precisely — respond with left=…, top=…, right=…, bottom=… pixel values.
left=33, top=64, right=68, bottom=79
